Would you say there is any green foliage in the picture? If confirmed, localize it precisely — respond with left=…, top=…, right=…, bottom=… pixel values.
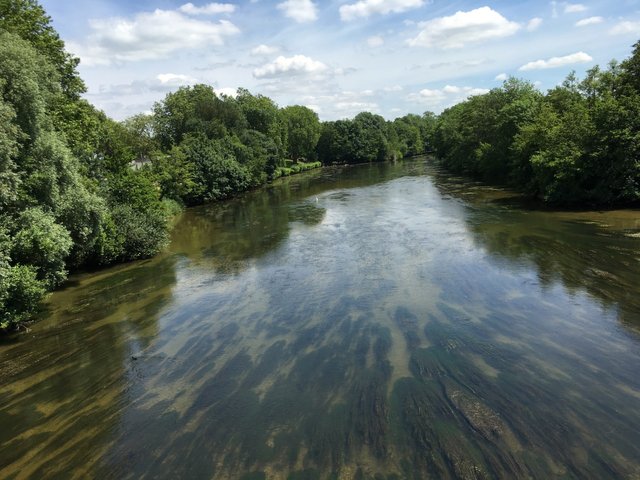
left=0, top=3, right=173, bottom=328
left=11, top=207, right=72, bottom=288
left=433, top=58, right=640, bottom=206
left=109, top=204, right=168, bottom=262
left=280, top=105, right=321, bottom=160
left=273, top=161, right=321, bottom=179
left=0, top=30, right=57, bottom=140
left=316, top=111, right=435, bottom=165
left=151, top=146, right=196, bottom=202
left=0, top=95, right=20, bottom=209
left=0, top=228, right=46, bottom=330
left=0, top=0, right=85, bottom=98
left=153, top=85, right=246, bottom=149
left=0, top=263, right=46, bottom=330
left=179, top=134, right=252, bottom=203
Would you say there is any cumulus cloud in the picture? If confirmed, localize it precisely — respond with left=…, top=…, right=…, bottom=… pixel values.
left=277, top=0, right=318, bottom=23
left=340, top=0, right=425, bottom=21
left=367, top=35, right=384, bottom=47
left=495, top=73, right=508, bottom=81
left=564, top=3, right=587, bottom=13
left=408, top=7, right=520, bottom=49
left=575, top=16, right=603, bottom=27
left=68, top=8, right=240, bottom=65
left=157, top=73, right=199, bottom=85
left=178, top=3, right=235, bottom=15
left=518, top=51, right=592, bottom=70
left=253, top=55, right=328, bottom=78
left=409, top=85, right=489, bottom=108
left=609, top=21, right=640, bottom=35
left=251, top=44, right=280, bottom=56
left=96, top=74, right=199, bottom=97
left=300, top=91, right=380, bottom=118
left=214, top=87, right=238, bottom=97
left=527, top=17, right=543, bottom=31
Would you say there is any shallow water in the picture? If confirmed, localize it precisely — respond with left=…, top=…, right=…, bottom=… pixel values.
left=1, top=159, right=639, bottom=479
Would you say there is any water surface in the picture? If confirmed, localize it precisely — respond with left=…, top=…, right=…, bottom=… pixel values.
left=1, top=159, right=639, bottom=479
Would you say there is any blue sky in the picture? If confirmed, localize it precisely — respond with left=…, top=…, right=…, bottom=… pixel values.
left=40, top=0, right=640, bottom=120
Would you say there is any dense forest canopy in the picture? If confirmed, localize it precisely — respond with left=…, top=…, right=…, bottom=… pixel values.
left=433, top=52, right=640, bottom=205
left=1, top=0, right=639, bottom=330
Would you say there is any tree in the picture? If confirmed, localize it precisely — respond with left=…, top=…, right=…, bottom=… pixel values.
left=11, top=207, right=72, bottom=288
left=0, top=0, right=85, bottom=99
left=280, top=105, right=321, bottom=160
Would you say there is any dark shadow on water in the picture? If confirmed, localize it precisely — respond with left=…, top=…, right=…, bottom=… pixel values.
left=428, top=163, right=640, bottom=332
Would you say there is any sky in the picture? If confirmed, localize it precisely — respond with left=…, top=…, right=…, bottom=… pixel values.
left=40, top=0, right=640, bottom=121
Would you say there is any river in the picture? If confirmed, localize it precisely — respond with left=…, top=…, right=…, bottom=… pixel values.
left=1, top=159, right=639, bottom=479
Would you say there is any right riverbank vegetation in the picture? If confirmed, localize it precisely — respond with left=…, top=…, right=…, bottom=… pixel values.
left=434, top=42, right=640, bottom=207
left=1, top=1, right=639, bottom=331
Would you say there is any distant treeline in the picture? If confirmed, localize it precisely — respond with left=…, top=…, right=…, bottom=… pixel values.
left=433, top=42, right=640, bottom=206
left=0, top=0, right=435, bottom=330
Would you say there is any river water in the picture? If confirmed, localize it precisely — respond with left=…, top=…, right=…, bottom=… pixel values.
left=1, top=159, right=639, bottom=479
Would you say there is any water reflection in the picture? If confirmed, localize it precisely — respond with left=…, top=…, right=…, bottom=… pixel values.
left=1, top=160, right=639, bottom=479
left=429, top=169, right=640, bottom=330
left=0, top=256, right=178, bottom=478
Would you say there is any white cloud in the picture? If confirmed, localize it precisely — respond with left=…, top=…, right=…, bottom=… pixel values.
left=408, top=7, right=520, bottom=49
left=564, top=3, right=587, bottom=13
left=340, top=0, right=424, bottom=21
left=214, top=87, right=238, bottom=97
left=178, top=3, right=235, bottom=15
left=575, top=16, right=603, bottom=27
left=609, top=21, right=640, bottom=35
left=518, top=51, right=592, bottom=70
left=442, top=85, right=461, bottom=94
left=335, top=101, right=379, bottom=111
left=68, top=8, right=240, bottom=65
left=409, top=85, right=489, bottom=108
left=157, top=73, right=199, bottom=85
left=495, top=73, right=508, bottom=81
left=299, top=91, right=380, bottom=118
left=253, top=55, right=328, bottom=78
left=367, top=35, right=384, bottom=47
left=384, top=85, right=403, bottom=92
left=277, top=0, right=318, bottom=23
left=251, top=44, right=280, bottom=56
left=527, top=17, right=543, bottom=31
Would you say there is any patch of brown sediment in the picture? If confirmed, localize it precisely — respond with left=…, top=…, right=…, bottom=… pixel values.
left=468, top=353, right=500, bottom=379
left=550, top=209, right=640, bottom=231
left=526, top=356, right=571, bottom=381
left=386, top=326, right=411, bottom=390
left=493, top=333, right=526, bottom=348
left=3, top=386, right=122, bottom=480
left=617, top=383, right=640, bottom=400
left=1, top=361, right=72, bottom=400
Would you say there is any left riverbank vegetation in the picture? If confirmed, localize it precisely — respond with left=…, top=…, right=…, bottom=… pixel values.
left=0, top=0, right=435, bottom=331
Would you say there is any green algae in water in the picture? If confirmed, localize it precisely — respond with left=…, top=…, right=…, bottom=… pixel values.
left=1, top=160, right=639, bottom=479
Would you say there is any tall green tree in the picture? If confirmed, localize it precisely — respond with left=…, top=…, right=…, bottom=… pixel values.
left=280, top=105, right=321, bottom=161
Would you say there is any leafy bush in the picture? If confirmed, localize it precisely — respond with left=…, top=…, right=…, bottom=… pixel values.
left=11, top=208, right=72, bottom=288
left=0, top=264, right=47, bottom=331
